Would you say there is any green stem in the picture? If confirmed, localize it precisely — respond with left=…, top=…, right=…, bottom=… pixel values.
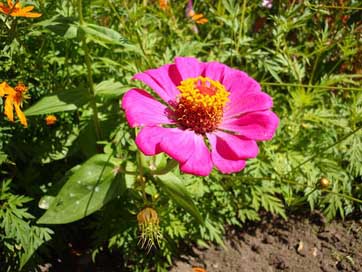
left=78, top=0, right=102, bottom=142
left=308, top=54, right=320, bottom=86
left=286, top=126, right=362, bottom=177
left=234, top=0, right=247, bottom=62
left=322, top=189, right=362, bottom=204
left=239, top=0, right=247, bottom=37
left=239, top=176, right=362, bottom=205
left=107, top=0, right=123, bottom=22
left=134, top=127, right=147, bottom=202
left=307, top=4, right=362, bottom=10
left=134, top=30, right=152, bottom=67
left=136, top=151, right=148, bottom=203
left=261, top=81, right=362, bottom=92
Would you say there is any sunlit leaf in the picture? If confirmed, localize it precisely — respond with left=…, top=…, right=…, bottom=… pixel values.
left=95, top=79, right=129, bottom=98
left=81, top=23, right=128, bottom=47
left=25, top=88, right=90, bottom=116
left=37, top=154, right=124, bottom=224
left=155, top=172, right=204, bottom=224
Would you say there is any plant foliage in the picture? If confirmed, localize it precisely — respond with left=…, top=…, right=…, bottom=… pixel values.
left=0, top=0, right=361, bottom=271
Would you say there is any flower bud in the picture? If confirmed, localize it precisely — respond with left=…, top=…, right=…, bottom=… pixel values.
left=319, top=177, right=330, bottom=189
left=137, top=207, right=161, bottom=252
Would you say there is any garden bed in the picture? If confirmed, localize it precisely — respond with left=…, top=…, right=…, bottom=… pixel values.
left=171, top=213, right=362, bottom=272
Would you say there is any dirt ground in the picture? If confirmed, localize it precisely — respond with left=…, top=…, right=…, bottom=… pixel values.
left=170, top=212, right=362, bottom=272
left=42, top=212, right=362, bottom=271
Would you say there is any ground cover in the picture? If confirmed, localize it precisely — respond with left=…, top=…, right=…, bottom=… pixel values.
left=171, top=213, right=362, bottom=272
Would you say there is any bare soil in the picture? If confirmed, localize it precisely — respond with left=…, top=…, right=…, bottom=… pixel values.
left=170, top=213, right=362, bottom=272
left=42, top=212, right=362, bottom=271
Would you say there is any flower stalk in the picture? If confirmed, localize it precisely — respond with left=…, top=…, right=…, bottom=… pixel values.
left=77, top=0, right=102, bottom=143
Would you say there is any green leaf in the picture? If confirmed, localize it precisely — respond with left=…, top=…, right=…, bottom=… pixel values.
left=37, top=154, right=123, bottom=224
left=95, top=79, right=129, bottom=98
left=0, top=151, right=7, bottom=165
left=38, top=196, right=55, bottom=210
left=64, top=24, right=79, bottom=39
left=155, top=173, right=204, bottom=224
left=36, top=14, right=77, bottom=36
left=81, top=23, right=128, bottom=47
left=25, top=88, right=90, bottom=116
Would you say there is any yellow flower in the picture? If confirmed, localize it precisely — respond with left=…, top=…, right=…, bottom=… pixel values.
left=45, top=115, right=57, bottom=126
left=0, top=0, right=42, bottom=18
left=0, top=81, right=29, bottom=127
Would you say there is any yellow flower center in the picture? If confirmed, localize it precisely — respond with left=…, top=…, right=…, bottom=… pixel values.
left=173, top=76, right=229, bottom=134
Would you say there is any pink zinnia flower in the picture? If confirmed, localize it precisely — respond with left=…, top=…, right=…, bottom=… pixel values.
left=122, top=57, right=279, bottom=176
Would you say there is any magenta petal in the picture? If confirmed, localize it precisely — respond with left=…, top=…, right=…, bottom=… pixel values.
left=179, top=134, right=213, bottom=176
left=220, top=111, right=279, bottom=141
left=135, top=126, right=165, bottom=155
left=143, top=64, right=181, bottom=99
left=159, top=128, right=198, bottom=163
left=213, top=131, right=259, bottom=159
left=207, top=133, right=247, bottom=174
left=224, top=91, right=273, bottom=119
left=158, top=128, right=212, bottom=176
left=202, top=61, right=226, bottom=82
left=133, top=64, right=180, bottom=103
left=122, top=89, right=173, bottom=127
left=222, top=67, right=261, bottom=96
left=175, top=57, right=201, bottom=80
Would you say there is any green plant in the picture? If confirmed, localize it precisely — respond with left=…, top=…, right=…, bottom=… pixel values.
left=0, top=0, right=361, bottom=271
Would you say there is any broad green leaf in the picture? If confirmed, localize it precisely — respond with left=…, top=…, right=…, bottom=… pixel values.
left=78, top=116, right=97, bottom=157
left=36, top=14, right=77, bottom=36
left=81, top=23, right=127, bottom=47
left=155, top=172, right=204, bottom=224
left=25, top=88, right=90, bottom=116
left=37, top=154, right=123, bottom=224
left=95, top=79, right=129, bottom=98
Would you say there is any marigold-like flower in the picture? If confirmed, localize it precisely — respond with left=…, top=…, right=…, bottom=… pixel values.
left=0, top=0, right=42, bottom=18
left=158, top=0, right=168, bottom=10
left=122, top=57, right=279, bottom=176
left=186, top=0, right=208, bottom=24
left=0, top=81, right=29, bottom=127
left=45, top=115, right=57, bottom=126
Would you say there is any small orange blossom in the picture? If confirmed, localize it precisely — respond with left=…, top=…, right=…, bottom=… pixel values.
left=45, top=115, right=57, bottom=126
left=192, top=268, right=207, bottom=272
left=0, top=81, right=29, bottom=127
left=186, top=1, right=208, bottom=25
left=159, top=0, right=168, bottom=10
left=0, top=0, right=42, bottom=18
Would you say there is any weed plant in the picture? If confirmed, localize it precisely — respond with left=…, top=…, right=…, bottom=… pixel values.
left=0, top=0, right=361, bottom=271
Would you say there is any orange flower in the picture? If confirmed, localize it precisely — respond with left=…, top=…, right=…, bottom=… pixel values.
left=45, top=115, right=57, bottom=126
left=0, top=0, right=42, bottom=18
left=192, top=268, right=207, bottom=272
left=186, top=0, right=208, bottom=25
left=189, top=13, right=208, bottom=24
left=0, top=81, right=29, bottom=127
left=159, top=0, right=169, bottom=10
